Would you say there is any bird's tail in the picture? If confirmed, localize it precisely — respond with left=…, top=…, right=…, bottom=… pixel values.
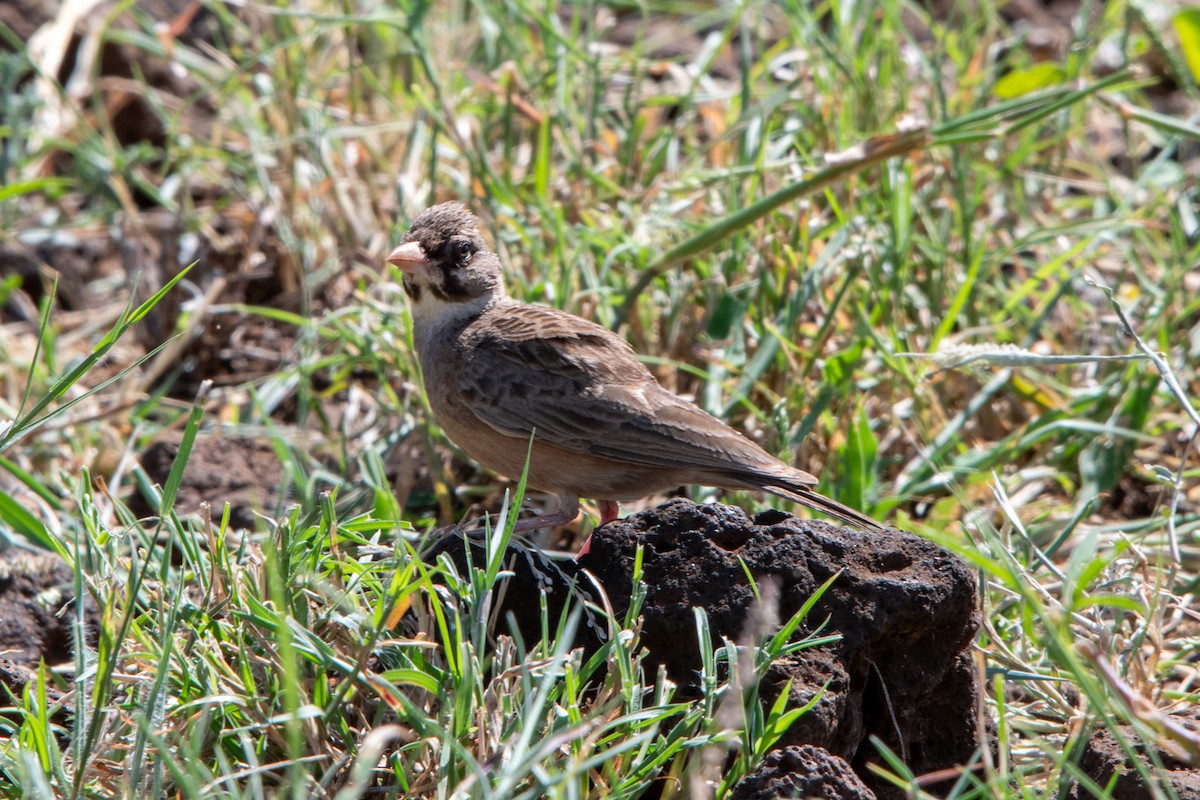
left=762, top=483, right=887, bottom=532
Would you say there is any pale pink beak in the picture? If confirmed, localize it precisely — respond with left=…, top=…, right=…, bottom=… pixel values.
left=386, top=241, right=427, bottom=272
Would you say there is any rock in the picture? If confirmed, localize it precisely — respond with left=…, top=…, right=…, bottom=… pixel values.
left=421, top=499, right=984, bottom=797
left=1067, top=713, right=1200, bottom=800
left=420, top=529, right=605, bottom=651
left=578, top=499, right=982, bottom=799
left=732, top=745, right=876, bottom=800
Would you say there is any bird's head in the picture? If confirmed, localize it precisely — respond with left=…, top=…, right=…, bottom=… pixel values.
left=387, top=202, right=506, bottom=322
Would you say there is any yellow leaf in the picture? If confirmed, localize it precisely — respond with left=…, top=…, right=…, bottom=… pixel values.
left=1174, top=9, right=1200, bottom=85
left=994, top=63, right=1066, bottom=99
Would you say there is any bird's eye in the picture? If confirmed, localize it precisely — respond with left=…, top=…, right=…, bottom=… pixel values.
left=455, top=240, right=473, bottom=262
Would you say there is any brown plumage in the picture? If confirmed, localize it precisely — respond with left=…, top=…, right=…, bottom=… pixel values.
left=387, top=202, right=885, bottom=544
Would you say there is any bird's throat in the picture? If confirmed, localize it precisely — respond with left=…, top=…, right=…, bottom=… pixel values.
left=409, top=291, right=498, bottom=357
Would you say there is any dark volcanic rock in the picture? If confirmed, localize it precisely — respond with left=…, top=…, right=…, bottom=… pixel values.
left=578, top=499, right=982, bottom=800
left=732, top=745, right=876, bottom=800
left=427, top=499, right=983, bottom=797
left=1067, top=712, right=1200, bottom=800
left=421, top=529, right=603, bottom=651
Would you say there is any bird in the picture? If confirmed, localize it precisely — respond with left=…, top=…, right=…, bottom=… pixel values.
left=387, top=201, right=885, bottom=551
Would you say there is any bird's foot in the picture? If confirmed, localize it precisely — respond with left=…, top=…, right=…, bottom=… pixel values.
left=576, top=500, right=621, bottom=558
left=598, top=499, right=621, bottom=527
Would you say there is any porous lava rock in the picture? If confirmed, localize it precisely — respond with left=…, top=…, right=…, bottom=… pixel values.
left=421, top=529, right=601, bottom=650
left=422, top=499, right=983, bottom=798
left=1066, top=712, right=1200, bottom=800
left=731, top=744, right=876, bottom=800
left=578, top=499, right=982, bottom=799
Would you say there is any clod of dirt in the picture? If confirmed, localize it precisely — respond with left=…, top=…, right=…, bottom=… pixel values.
left=578, top=499, right=983, bottom=799
left=1067, top=713, right=1200, bottom=800
left=0, top=551, right=98, bottom=727
left=0, top=550, right=95, bottom=667
left=0, top=657, right=68, bottom=709
left=133, top=433, right=284, bottom=529
left=732, top=745, right=877, bottom=800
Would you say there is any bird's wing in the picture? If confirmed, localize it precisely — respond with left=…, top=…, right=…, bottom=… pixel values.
left=457, top=304, right=804, bottom=479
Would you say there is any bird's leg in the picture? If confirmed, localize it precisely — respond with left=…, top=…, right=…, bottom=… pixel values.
left=510, top=494, right=579, bottom=533
left=598, top=499, right=621, bottom=526
left=576, top=499, right=621, bottom=558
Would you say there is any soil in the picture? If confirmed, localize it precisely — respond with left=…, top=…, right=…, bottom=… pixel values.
left=131, top=432, right=286, bottom=529
left=1066, top=711, right=1200, bottom=800
left=0, top=550, right=98, bottom=720
left=0, top=550, right=93, bottom=667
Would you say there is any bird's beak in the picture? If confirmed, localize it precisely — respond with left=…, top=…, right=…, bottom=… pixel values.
left=386, top=241, right=427, bottom=273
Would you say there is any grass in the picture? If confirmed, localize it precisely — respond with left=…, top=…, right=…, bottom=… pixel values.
left=1, top=0, right=1199, bottom=796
